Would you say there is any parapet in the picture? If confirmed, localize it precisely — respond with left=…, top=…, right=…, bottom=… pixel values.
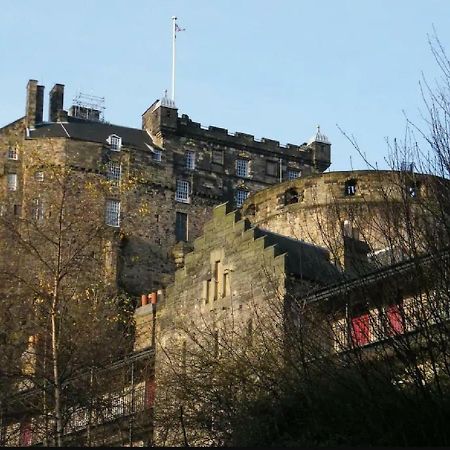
left=177, top=113, right=324, bottom=159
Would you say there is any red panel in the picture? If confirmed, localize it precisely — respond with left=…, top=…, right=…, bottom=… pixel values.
left=351, top=313, right=370, bottom=346
left=145, top=378, right=156, bottom=408
left=19, top=420, right=32, bottom=447
left=387, top=304, right=404, bottom=335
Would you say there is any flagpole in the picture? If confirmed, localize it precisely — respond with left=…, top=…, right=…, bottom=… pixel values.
left=171, top=16, right=177, bottom=102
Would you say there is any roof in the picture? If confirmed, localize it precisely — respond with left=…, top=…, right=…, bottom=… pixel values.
left=29, top=118, right=159, bottom=152
left=254, top=228, right=340, bottom=284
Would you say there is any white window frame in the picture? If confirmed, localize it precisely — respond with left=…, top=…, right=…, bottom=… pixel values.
left=175, top=180, right=190, bottom=204
left=105, top=199, right=121, bottom=227
left=287, top=169, right=300, bottom=180
left=235, top=188, right=249, bottom=207
left=108, top=135, right=122, bottom=152
left=235, top=159, right=250, bottom=178
left=7, top=146, right=18, bottom=160
left=34, top=171, right=44, bottom=182
left=107, top=161, right=122, bottom=185
left=32, top=198, right=44, bottom=221
left=7, top=173, right=17, bottom=191
left=185, top=150, right=196, bottom=170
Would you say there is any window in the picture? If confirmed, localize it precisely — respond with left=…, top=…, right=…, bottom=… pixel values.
left=223, top=271, right=229, bottom=298
left=105, top=199, right=120, bottom=227
left=235, top=188, right=249, bottom=207
left=14, top=204, right=21, bottom=216
left=284, top=188, right=299, bottom=205
left=344, top=179, right=357, bottom=196
left=107, top=161, right=121, bottom=185
left=288, top=169, right=300, bottom=180
left=19, top=420, right=32, bottom=447
left=34, top=171, right=44, bottom=182
left=235, top=159, right=250, bottom=178
left=152, top=149, right=162, bottom=162
left=212, top=149, right=223, bottom=165
left=407, top=181, right=420, bottom=198
left=31, top=198, right=44, bottom=221
left=7, top=146, right=18, bottom=160
left=266, top=161, right=278, bottom=177
left=185, top=151, right=196, bottom=170
left=7, top=173, right=17, bottom=191
left=351, top=313, right=370, bottom=346
left=108, top=135, right=122, bottom=151
left=175, top=180, right=190, bottom=203
left=386, top=303, right=404, bottom=335
left=175, top=212, right=188, bottom=242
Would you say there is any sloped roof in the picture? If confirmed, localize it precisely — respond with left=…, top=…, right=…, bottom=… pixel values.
left=29, top=118, right=158, bottom=151
left=254, top=228, right=340, bottom=284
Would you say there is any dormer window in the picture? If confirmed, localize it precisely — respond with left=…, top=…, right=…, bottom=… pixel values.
left=107, top=134, right=122, bottom=151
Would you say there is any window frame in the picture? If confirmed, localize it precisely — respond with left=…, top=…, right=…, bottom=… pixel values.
left=212, top=149, right=224, bottom=165
left=235, top=188, right=249, bottom=207
left=7, top=173, right=18, bottom=191
left=108, top=134, right=122, bottom=152
left=235, top=158, right=250, bottom=178
left=185, top=150, right=196, bottom=170
left=34, top=171, right=44, bottom=182
left=175, top=180, right=191, bottom=204
left=107, top=160, right=122, bottom=185
left=7, top=146, right=18, bottom=160
left=175, top=211, right=188, bottom=242
left=287, top=169, right=300, bottom=180
left=266, top=160, right=278, bottom=177
left=105, top=199, right=121, bottom=227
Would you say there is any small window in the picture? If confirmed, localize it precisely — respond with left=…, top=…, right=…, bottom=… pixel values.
left=7, top=173, right=17, bottom=191
left=284, top=188, right=299, bottom=205
left=14, top=204, right=21, bottom=216
left=153, top=149, right=162, bottom=162
left=108, top=135, right=122, bottom=151
left=407, top=181, right=420, bottom=198
left=175, top=180, right=190, bottom=203
left=343, top=219, right=352, bottom=237
left=7, top=146, right=18, bottom=160
left=235, top=188, right=249, bottom=207
left=175, top=212, right=188, bottom=242
left=107, top=161, right=121, bottom=185
left=34, top=171, right=44, bottom=182
left=185, top=151, right=196, bottom=170
left=105, top=199, right=120, bottom=227
left=266, top=161, right=278, bottom=177
left=31, top=198, right=44, bottom=221
left=235, top=159, right=250, bottom=178
left=288, top=169, right=300, bottom=180
left=212, top=149, right=224, bottom=165
left=345, top=179, right=357, bottom=196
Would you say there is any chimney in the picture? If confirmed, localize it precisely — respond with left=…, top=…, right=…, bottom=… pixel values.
left=49, top=84, right=65, bottom=122
left=26, top=80, right=44, bottom=129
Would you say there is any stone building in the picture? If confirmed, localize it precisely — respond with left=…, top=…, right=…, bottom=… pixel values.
left=0, top=80, right=331, bottom=296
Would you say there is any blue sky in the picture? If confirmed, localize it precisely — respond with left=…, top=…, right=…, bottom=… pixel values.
left=1, top=0, right=450, bottom=171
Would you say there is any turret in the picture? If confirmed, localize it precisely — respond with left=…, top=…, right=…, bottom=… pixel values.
left=307, top=125, right=331, bottom=171
left=142, top=91, right=178, bottom=144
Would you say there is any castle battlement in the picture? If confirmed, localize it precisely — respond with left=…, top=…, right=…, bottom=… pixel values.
left=177, top=113, right=312, bottom=157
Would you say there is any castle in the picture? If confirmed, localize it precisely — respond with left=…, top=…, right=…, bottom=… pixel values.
left=1, top=80, right=448, bottom=446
